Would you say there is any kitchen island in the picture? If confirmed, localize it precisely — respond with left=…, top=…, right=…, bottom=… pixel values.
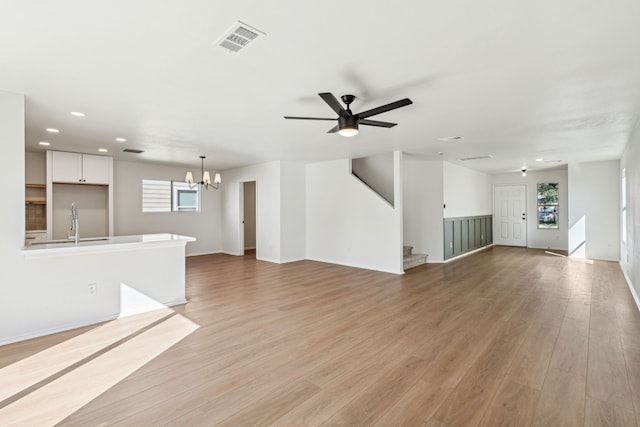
left=23, top=233, right=195, bottom=257
left=4, top=234, right=195, bottom=345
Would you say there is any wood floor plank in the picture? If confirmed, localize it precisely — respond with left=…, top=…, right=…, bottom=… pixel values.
left=371, top=379, right=452, bottom=427
left=0, top=247, right=636, bottom=426
left=531, top=274, right=592, bottom=427
left=320, top=355, right=431, bottom=426
left=584, top=398, right=637, bottom=427
left=506, top=316, right=562, bottom=390
left=430, top=316, right=531, bottom=426
left=478, top=379, right=540, bottom=427
left=587, top=319, right=633, bottom=410
left=621, top=343, right=640, bottom=426
left=216, top=380, right=321, bottom=427
left=532, top=372, right=586, bottom=427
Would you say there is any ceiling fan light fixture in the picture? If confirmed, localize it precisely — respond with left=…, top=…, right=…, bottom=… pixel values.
left=338, top=116, right=359, bottom=137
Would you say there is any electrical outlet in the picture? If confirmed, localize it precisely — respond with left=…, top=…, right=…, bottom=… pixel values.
left=88, top=284, right=97, bottom=295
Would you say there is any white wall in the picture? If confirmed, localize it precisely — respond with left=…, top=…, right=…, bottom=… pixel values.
left=113, top=160, right=222, bottom=256
left=492, top=168, right=568, bottom=250
left=221, top=161, right=280, bottom=261
left=568, top=161, right=620, bottom=261
left=221, top=160, right=305, bottom=263
left=403, top=159, right=444, bottom=262
left=306, top=155, right=403, bottom=274
left=25, top=151, right=45, bottom=184
left=621, top=122, right=640, bottom=308
left=351, top=153, right=394, bottom=205
left=443, top=162, right=493, bottom=218
left=280, top=161, right=306, bottom=263
left=0, top=90, right=25, bottom=295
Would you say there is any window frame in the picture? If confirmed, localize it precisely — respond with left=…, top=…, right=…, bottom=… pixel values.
left=622, top=168, right=627, bottom=243
left=536, top=182, right=559, bottom=229
left=142, top=179, right=201, bottom=213
left=172, top=181, right=200, bottom=212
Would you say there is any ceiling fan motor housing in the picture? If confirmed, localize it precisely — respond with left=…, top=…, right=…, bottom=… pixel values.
left=339, top=115, right=359, bottom=131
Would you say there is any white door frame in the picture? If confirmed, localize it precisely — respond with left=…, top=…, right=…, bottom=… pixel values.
left=493, top=184, right=527, bottom=247
left=239, top=179, right=257, bottom=256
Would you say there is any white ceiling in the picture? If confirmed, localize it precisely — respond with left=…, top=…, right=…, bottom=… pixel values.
left=2, top=0, right=640, bottom=174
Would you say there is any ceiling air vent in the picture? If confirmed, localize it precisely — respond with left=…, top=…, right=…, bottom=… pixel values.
left=217, top=21, right=265, bottom=53
left=123, top=148, right=144, bottom=154
left=459, top=155, right=493, bottom=161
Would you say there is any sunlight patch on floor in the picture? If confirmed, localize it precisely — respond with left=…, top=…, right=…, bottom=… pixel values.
left=0, top=307, right=174, bottom=403
left=0, top=314, right=198, bottom=426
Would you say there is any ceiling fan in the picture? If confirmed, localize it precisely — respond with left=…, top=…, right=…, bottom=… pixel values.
left=284, top=92, right=413, bottom=137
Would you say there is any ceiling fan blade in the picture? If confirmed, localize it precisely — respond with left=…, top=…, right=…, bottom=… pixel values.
left=357, top=98, right=413, bottom=119
left=327, top=125, right=339, bottom=133
left=318, top=93, right=349, bottom=117
left=359, top=119, right=397, bottom=128
left=283, top=116, right=336, bottom=121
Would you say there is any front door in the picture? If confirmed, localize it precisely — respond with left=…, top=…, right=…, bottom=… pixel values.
left=494, top=185, right=527, bottom=247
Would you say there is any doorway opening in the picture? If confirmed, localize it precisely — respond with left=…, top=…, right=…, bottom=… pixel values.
left=242, top=181, right=256, bottom=258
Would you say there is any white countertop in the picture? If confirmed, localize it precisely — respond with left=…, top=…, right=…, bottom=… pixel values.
left=23, top=233, right=196, bottom=257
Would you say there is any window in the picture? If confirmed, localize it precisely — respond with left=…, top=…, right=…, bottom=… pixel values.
left=622, top=168, right=627, bottom=243
left=537, top=182, right=559, bottom=229
left=173, top=182, right=199, bottom=211
left=142, top=180, right=171, bottom=212
left=142, top=180, right=200, bottom=213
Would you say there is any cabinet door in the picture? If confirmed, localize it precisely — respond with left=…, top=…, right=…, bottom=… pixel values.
left=51, top=151, right=83, bottom=183
left=82, top=154, right=110, bottom=184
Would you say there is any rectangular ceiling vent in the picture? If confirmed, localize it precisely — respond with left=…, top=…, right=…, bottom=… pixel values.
left=459, top=155, right=493, bottom=161
left=123, top=148, right=144, bottom=154
left=217, top=21, right=266, bottom=53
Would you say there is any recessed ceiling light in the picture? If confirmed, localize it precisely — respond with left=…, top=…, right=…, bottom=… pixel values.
left=438, top=136, right=464, bottom=141
left=535, top=158, right=543, bottom=162
left=98, top=148, right=108, bottom=153
left=70, top=112, right=85, bottom=117
left=46, top=128, right=59, bottom=133
left=39, top=141, right=50, bottom=146
left=115, top=137, right=126, bottom=142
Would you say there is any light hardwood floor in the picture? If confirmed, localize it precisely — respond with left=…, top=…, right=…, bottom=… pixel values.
left=1, top=246, right=640, bottom=426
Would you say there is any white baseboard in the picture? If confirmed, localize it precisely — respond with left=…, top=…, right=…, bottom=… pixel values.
left=279, top=257, right=306, bottom=264
left=621, top=264, right=640, bottom=313
left=0, top=299, right=188, bottom=347
left=186, top=250, right=222, bottom=257
left=444, top=244, right=494, bottom=263
left=305, top=256, right=404, bottom=275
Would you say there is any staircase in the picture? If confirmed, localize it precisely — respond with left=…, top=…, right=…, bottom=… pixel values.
left=403, top=245, right=428, bottom=271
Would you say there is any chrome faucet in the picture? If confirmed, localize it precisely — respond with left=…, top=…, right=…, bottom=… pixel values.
left=69, top=202, right=79, bottom=244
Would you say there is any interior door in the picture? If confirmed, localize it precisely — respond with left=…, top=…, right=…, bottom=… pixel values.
left=494, top=185, right=527, bottom=247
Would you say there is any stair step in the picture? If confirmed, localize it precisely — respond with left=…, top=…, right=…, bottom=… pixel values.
left=403, top=253, right=427, bottom=271
left=403, top=245, right=413, bottom=256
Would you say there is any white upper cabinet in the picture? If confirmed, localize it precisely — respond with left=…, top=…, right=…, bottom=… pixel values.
left=51, top=151, right=111, bottom=184
left=81, top=154, right=111, bottom=184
